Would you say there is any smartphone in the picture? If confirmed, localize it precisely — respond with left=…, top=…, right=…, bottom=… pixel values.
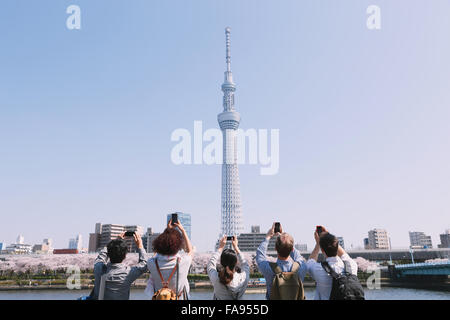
left=316, top=226, right=323, bottom=235
left=171, top=213, right=178, bottom=225
left=274, top=222, right=281, bottom=233
left=124, top=231, right=135, bottom=237
left=226, top=236, right=234, bottom=241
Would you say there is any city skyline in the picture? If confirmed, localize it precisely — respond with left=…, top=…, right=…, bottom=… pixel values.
left=2, top=226, right=450, bottom=254
left=1, top=1, right=450, bottom=251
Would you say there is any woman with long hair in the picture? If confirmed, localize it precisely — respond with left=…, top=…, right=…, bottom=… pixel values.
left=207, top=235, right=250, bottom=300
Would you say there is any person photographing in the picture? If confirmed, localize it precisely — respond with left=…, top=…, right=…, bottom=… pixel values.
left=256, top=222, right=307, bottom=300
left=92, top=232, right=147, bottom=300
left=145, top=218, right=193, bottom=300
left=307, top=225, right=364, bottom=300
left=207, top=235, right=250, bottom=300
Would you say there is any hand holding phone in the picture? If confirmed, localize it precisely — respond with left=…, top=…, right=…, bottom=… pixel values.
left=316, top=226, right=323, bottom=235
left=171, top=213, right=178, bottom=225
left=274, top=222, right=281, bottom=234
left=124, top=231, right=135, bottom=237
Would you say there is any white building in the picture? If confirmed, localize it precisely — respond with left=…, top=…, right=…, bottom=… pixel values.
left=216, top=225, right=277, bottom=252
left=409, top=231, right=432, bottom=248
left=32, top=238, right=53, bottom=254
left=367, top=229, right=390, bottom=249
left=16, top=235, right=24, bottom=245
left=125, top=225, right=144, bottom=253
left=5, top=243, right=32, bottom=255
left=5, top=235, right=32, bottom=254
left=295, top=243, right=308, bottom=252
left=99, top=224, right=125, bottom=248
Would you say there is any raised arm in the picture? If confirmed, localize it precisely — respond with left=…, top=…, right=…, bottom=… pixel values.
left=232, top=236, right=249, bottom=276
left=256, top=225, right=276, bottom=276
left=290, top=246, right=306, bottom=264
left=93, top=246, right=108, bottom=299
left=172, top=220, right=193, bottom=256
left=207, top=236, right=226, bottom=283
left=127, top=233, right=148, bottom=283
left=310, top=243, right=320, bottom=262
left=207, top=251, right=221, bottom=283
left=310, top=226, right=327, bottom=262
left=230, top=237, right=249, bottom=299
left=338, top=245, right=358, bottom=275
left=290, top=244, right=307, bottom=281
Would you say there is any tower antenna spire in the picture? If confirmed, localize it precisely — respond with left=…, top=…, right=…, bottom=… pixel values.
left=225, top=27, right=231, bottom=72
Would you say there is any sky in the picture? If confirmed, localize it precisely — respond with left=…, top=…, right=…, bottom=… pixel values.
left=0, top=0, right=449, bottom=252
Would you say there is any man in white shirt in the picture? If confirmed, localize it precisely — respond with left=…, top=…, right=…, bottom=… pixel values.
left=306, top=226, right=358, bottom=300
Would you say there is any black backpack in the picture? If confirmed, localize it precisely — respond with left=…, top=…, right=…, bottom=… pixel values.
left=321, top=260, right=365, bottom=300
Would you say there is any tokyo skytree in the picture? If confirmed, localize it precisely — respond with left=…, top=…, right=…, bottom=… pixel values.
left=218, top=27, right=243, bottom=236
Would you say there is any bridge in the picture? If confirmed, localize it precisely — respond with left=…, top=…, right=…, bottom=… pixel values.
left=276, top=248, right=450, bottom=262
left=392, top=261, right=450, bottom=277
left=346, top=248, right=450, bottom=262
left=386, top=261, right=450, bottom=290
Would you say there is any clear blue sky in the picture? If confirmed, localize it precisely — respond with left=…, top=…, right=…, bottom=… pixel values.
left=1, top=0, right=449, bottom=251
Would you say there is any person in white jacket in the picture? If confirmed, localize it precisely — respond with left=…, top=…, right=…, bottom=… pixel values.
left=306, top=225, right=359, bottom=300
left=207, top=235, right=250, bottom=300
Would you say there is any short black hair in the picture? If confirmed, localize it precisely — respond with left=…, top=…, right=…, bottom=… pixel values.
left=107, top=239, right=128, bottom=263
left=319, top=233, right=339, bottom=257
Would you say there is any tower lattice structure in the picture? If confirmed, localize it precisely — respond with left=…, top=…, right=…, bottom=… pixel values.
left=218, top=27, right=243, bottom=236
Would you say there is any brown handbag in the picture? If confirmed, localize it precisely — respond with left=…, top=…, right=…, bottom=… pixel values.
left=152, top=258, right=181, bottom=300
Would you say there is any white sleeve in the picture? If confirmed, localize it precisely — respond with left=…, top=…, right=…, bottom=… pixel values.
left=207, top=251, right=220, bottom=283
left=237, top=253, right=250, bottom=299
left=341, top=253, right=358, bottom=275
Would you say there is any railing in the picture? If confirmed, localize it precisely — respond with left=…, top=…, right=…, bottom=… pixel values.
left=395, top=260, right=450, bottom=269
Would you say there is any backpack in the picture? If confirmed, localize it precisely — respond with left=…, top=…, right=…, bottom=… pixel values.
left=321, top=260, right=365, bottom=300
left=152, top=258, right=181, bottom=300
left=269, top=261, right=305, bottom=300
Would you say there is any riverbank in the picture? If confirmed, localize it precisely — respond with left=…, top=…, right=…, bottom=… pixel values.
left=1, top=278, right=448, bottom=292
left=0, top=287, right=449, bottom=300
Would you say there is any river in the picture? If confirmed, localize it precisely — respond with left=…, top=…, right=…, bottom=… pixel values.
left=0, top=287, right=449, bottom=300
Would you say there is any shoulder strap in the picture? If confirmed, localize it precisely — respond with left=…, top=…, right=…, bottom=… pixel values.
left=342, top=260, right=352, bottom=274
left=154, top=259, right=166, bottom=286
left=98, top=274, right=107, bottom=300
left=321, top=261, right=340, bottom=279
left=269, top=262, right=282, bottom=275
left=167, top=258, right=179, bottom=285
left=155, top=258, right=179, bottom=288
left=176, top=258, right=179, bottom=298
left=291, top=261, right=300, bottom=273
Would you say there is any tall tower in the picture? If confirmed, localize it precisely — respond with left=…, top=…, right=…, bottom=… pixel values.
left=218, top=27, right=243, bottom=236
